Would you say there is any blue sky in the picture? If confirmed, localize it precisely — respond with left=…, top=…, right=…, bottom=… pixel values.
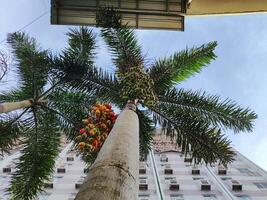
left=1, top=1, right=267, bottom=170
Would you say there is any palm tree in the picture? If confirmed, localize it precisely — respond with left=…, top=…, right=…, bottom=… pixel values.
left=0, top=29, right=97, bottom=200
left=0, top=9, right=257, bottom=200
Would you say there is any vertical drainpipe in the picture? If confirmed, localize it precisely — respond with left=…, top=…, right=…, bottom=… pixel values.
left=149, top=150, right=165, bottom=200
left=205, top=166, right=237, bottom=200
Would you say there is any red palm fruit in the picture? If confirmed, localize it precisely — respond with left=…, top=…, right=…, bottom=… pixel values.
left=105, top=104, right=112, bottom=109
left=95, top=110, right=100, bottom=116
left=104, top=127, right=109, bottom=133
left=88, top=117, right=93, bottom=122
left=99, top=105, right=106, bottom=112
left=104, top=108, right=110, bottom=113
left=79, top=128, right=86, bottom=134
left=102, top=114, right=106, bottom=119
left=92, top=139, right=99, bottom=148
left=89, top=129, right=95, bottom=136
left=106, top=120, right=111, bottom=126
left=78, top=142, right=85, bottom=149
left=103, top=133, right=108, bottom=139
left=88, top=124, right=94, bottom=129
left=100, top=117, right=106, bottom=122
left=100, top=123, right=107, bottom=130
left=109, top=112, right=115, bottom=117
left=100, top=135, right=105, bottom=140
left=92, top=106, right=97, bottom=112
left=111, top=117, right=116, bottom=123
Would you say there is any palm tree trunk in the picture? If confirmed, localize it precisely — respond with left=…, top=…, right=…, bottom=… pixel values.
left=0, top=100, right=33, bottom=113
left=75, top=103, right=139, bottom=200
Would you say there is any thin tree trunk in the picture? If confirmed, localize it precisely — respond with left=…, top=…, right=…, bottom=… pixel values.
left=0, top=100, right=33, bottom=114
left=75, top=103, right=139, bottom=200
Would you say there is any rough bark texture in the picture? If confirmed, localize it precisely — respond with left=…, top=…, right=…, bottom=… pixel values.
left=75, top=106, right=139, bottom=200
left=0, top=100, right=32, bottom=113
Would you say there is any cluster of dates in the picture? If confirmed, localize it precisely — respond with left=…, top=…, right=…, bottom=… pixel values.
left=118, top=67, right=157, bottom=107
left=76, top=103, right=118, bottom=153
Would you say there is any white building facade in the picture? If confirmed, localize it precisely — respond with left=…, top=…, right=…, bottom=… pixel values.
left=1, top=135, right=267, bottom=200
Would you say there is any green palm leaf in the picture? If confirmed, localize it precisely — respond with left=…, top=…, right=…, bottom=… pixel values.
left=158, top=88, right=257, bottom=132
left=96, top=8, right=143, bottom=74
left=149, top=42, right=217, bottom=93
left=8, top=110, right=61, bottom=200
left=51, top=27, right=96, bottom=82
left=151, top=107, right=235, bottom=165
left=45, top=89, right=94, bottom=140
left=69, top=66, right=123, bottom=108
left=0, top=114, right=22, bottom=153
left=7, top=32, right=50, bottom=99
left=137, top=109, right=155, bottom=161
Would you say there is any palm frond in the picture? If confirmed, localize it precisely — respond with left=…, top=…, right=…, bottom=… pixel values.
left=8, top=109, right=60, bottom=200
left=45, top=89, right=95, bottom=140
left=96, top=7, right=143, bottom=73
left=0, top=115, right=21, bottom=153
left=66, top=27, right=96, bottom=63
left=137, top=109, right=155, bottom=161
left=158, top=88, right=257, bottom=133
left=150, top=107, right=235, bottom=165
left=7, top=32, right=50, bottom=99
left=50, top=27, right=96, bottom=82
left=69, top=66, right=123, bottom=108
left=149, top=42, right=217, bottom=93
left=0, top=89, right=25, bottom=103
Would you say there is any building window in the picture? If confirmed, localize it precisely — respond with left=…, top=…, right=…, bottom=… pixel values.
left=139, top=176, right=147, bottom=180
left=236, top=168, right=258, bottom=176
left=192, top=177, right=203, bottom=180
left=138, top=194, right=149, bottom=200
left=254, top=182, right=267, bottom=189
left=221, top=177, right=232, bottom=181
left=235, top=194, right=252, bottom=200
left=237, top=168, right=251, bottom=173
left=170, top=194, right=184, bottom=200
left=165, top=177, right=175, bottom=180
left=165, top=176, right=175, bottom=183
left=203, top=194, right=217, bottom=200
left=139, top=176, right=148, bottom=184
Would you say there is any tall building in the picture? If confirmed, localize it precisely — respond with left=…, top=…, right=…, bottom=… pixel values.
left=1, top=135, right=267, bottom=200
left=141, top=134, right=267, bottom=200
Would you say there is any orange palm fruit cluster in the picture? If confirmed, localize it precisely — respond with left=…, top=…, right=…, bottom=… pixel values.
left=76, top=103, right=118, bottom=153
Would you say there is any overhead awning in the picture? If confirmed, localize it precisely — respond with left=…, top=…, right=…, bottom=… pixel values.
left=186, top=0, right=267, bottom=16
left=51, top=0, right=186, bottom=31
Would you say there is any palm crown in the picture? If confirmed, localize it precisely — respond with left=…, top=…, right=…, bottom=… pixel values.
left=0, top=9, right=257, bottom=200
